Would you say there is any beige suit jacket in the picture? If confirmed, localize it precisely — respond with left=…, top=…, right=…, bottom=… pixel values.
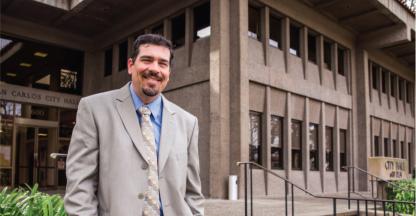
left=64, top=83, right=204, bottom=216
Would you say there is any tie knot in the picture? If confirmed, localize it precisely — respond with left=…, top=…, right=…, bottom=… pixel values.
left=139, top=106, right=151, bottom=116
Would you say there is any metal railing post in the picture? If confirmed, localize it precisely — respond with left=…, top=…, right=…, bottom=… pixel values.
left=244, top=163, right=248, bottom=216
left=357, top=200, right=360, bottom=215
left=333, top=198, right=336, bottom=216
left=374, top=200, right=377, bottom=216
left=285, top=181, right=288, bottom=216
left=249, top=163, right=253, bottom=216
left=365, top=200, right=368, bottom=216
left=392, top=202, right=395, bottom=216
left=291, top=184, right=294, bottom=215
left=382, top=201, right=386, bottom=216
left=371, top=176, right=374, bottom=198
left=348, top=167, right=351, bottom=209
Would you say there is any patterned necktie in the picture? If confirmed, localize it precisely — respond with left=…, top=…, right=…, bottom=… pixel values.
left=139, top=106, right=160, bottom=216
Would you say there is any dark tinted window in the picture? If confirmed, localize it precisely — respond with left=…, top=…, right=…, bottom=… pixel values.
left=291, top=120, right=302, bottom=170
left=171, top=13, right=186, bottom=49
left=249, top=112, right=262, bottom=165
left=271, top=115, right=283, bottom=169
left=269, top=14, right=281, bottom=49
left=118, top=41, right=128, bottom=71
left=248, top=6, right=261, bottom=41
left=104, top=48, right=113, bottom=77
left=194, top=2, right=211, bottom=41
left=309, top=123, right=319, bottom=171
left=289, top=24, right=300, bottom=57
left=308, top=34, right=317, bottom=63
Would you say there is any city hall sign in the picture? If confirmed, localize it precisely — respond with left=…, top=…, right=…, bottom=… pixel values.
left=0, top=82, right=81, bottom=109
left=368, top=157, right=409, bottom=180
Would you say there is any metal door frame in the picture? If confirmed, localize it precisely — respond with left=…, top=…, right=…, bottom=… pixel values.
left=11, top=117, right=59, bottom=187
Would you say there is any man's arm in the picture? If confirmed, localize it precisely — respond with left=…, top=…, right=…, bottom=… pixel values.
left=64, top=98, right=99, bottom=216
left=185, top=117, right=204, bottom=215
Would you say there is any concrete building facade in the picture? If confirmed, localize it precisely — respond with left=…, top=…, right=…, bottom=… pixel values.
left=0, top=0, right=414, bottom=198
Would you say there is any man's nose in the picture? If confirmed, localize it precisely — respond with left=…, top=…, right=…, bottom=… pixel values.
left=147, top=61, right=161, bottom=72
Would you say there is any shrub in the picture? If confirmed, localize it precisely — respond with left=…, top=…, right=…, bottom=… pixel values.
left=386, top=179, right=415, bottom=215
left=0, top=184, right=67, bottom=216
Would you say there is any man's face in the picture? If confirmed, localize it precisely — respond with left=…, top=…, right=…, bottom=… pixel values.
left=128, top=44, right=171, bottom=101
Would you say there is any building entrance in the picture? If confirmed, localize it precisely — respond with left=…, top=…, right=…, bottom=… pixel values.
left=13, top=118, right=58, bottom=188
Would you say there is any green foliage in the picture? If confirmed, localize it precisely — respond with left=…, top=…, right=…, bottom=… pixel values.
left=386, top=179, right=415, bottom=215
left=0, top=184, right=67, bottom=216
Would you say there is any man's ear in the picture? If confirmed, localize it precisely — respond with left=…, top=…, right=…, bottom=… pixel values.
left=127, top=58, right=134, bottom=75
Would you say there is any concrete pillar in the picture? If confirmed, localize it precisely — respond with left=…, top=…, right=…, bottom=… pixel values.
left=261, top=7, right=269, bottom=66
left=264, top=86, right=271, bottom=195
left=185, top=8, right=193, bottom=67
left=317, top=35, right=324, bottom=85
left=333, top=43, right=338, bottom=90
left=209, top=0, right=231, bottom=198
left=319, top=102, right=326, bottom=192
left=304, top=98, right=310, bottom=189
left=285, top=92, right=292, bottom=179
left=354, top=48, right=371, bottom=191
left=229, top=0, right=249, bottom=198
left=282, top=17, right=290, bottom=73
left=301, top=27, right=308, bottom=79
left=334, top=106, right=340, bottom=191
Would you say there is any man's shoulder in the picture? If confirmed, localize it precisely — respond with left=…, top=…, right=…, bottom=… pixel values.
left=163, top=97, right=197, bottom=122
left=81, top=86, right=127, bottom=104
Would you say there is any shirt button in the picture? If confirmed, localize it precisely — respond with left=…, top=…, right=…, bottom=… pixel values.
left=142, top=164, right=149, bottom=170
left=138, top=193, right=144, bottom=199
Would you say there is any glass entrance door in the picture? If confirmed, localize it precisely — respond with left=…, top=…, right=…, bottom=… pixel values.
left=13, top=118, right=58, bottom=188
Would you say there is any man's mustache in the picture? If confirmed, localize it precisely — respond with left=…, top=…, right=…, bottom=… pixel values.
left=141, top=70, right=164, bottom=81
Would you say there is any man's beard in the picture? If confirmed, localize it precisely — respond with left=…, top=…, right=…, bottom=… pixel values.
left=141, top=70, right=164, bottom=97
left=142, top=87, right=159, bottom=97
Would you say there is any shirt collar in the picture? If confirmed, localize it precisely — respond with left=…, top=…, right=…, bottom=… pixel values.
left=129, top=83, right=163, bottom=124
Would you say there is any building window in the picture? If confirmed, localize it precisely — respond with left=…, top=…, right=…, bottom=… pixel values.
left=323, top=40, right=332, bottom=70
left=374, top=136, right=381, bottom=156
left=391, top=75, right=396, bottom=97
left=289, top=24, right=301, bottom=57
left=118, top=41, right=128, bottom=71
left=309, top=123, right=319, bottom=171
left=248, top=6, right=261, bottom=40
left=399, top=78, right=404, bottom=100
left=271, top=115, right=283, bottom=169
left=249, top=112, right=262, bottom=165
left=401, top=141, right=405, bottom=159
left=325, top=126, right=334, bottom=171
left=340, top=129, right=347, bottom=171
left=381, top=69, right=387, bottom=94
left=406, top=82, right=412, bottom=103
left=338, top=46, right=346, bottom=76
left=151, top=23, right=164, bottom=36
left=384, top=138, right=389, bottom=157
left=104, top=48, right=113, bottom=77
left=171, top=13, right=185, bottom=49
left=372, top=64, right=378, bottom=90
left=308, top=33, right=317, bottom=63
left=291, top=120, right=302, bottom=170
left=393, top=140, right=398, bottom=158
left=269, top=14, right=281, bottom=49
left=194, top=2, right=211, bottom=41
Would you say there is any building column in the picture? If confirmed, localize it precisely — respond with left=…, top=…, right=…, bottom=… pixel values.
left=304, top=98, right=310, bottom=189
left=354, top=48, right=371, bottom=191
left=209, top=0, right=231, bottom=198
left=282, top=17, right=290, bottom=73
left=319, top=102, right=326, bottom=192
left=229, top=0, right=249, bottom=198
left=285, top=92, right=292, bottom=179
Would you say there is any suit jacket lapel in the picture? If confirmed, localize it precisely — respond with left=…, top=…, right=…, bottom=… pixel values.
left=158, top=96, right=176, bottom=173
left=114, top=83, right=149, bottom=164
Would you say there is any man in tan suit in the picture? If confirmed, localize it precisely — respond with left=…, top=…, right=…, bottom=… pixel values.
left=64, top=34, right=204, bottom=216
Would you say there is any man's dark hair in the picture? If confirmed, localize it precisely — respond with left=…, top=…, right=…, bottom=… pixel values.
left=131, top=34, right=174, bottom=65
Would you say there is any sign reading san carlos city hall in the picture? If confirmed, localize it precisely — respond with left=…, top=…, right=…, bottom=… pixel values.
left=0, top=81, right=80, bottom=109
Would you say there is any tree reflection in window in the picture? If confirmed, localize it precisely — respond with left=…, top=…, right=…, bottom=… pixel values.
left=249, top=111, right=262, bottom=165
left=60, top=69, right=77, bottom=89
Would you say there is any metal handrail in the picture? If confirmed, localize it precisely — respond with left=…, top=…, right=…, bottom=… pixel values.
left=237, top=161, right=415, bottom=216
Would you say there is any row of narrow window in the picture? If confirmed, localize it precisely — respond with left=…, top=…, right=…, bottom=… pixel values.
left=248, top=5, right=348, bottom=76
left=373, top=136, right=413, bottom=173
left=103, top=2, right=211, bottom=77
left=249, top=111, right=347, bottom=172
left=370, top=61, right=414, bottom=103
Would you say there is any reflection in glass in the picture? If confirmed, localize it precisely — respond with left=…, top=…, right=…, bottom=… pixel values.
left=271, top=115, right=283, bottom=169
left=291, top=120, right=302, bottom=170
left=309, top=123, right=319, bottom=171
left=249, top=112, right=262, bottom=164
